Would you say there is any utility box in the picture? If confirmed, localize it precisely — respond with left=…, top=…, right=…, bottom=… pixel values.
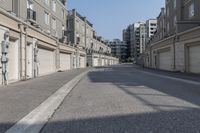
left=1, top=56, right=8, bottom=63
left=1, top=41, right=9, bottom=54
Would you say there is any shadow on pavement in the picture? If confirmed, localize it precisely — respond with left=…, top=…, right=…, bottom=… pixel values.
left=89, top=65, right=200, bottom=107
left=1, top=108, right=200, bottom=133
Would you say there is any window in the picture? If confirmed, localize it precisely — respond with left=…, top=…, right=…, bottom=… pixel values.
left=164, top=8, right=166, bottom=15
left=44, top=12, right=49, bottom=25
left=52, top=18, right=56, bottom=30
left=174, top=16, right=177, bottom=26
left=82, top=25, right=84, bottom=33
left=52, top=0, right=56, bottom=12
left=174, top=0, right=176, bottom=9
left=62, top=9, right=65, bottom=19
left=44, top=0, right=49, bottom=6
left=27, top=0, right=33, bottom=9
left=67, top=20, right=70, bottom=29
left=167, top=22, right=169, bottom=32
left=189, top=2, right=195, bottom=18
left=167, top=7, right=169, bottom=17
left=76, top=20, right=79, bottom=29
left=62, top=25, right=65, bottom=31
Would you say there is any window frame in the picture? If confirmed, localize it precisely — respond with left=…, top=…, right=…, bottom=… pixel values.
left=188, top=2, right=195, bottom=18
left=52, top=0, right=56, bottom=12
left=44, top=0, right=50, bottom=6
left=44, top=11, right=50, bottom=25
left=52, top=17, right=56, bottom=30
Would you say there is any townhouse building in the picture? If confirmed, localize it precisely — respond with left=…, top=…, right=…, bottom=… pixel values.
left=107, top=39, right=128, bottom=62
left=123, top=22, right=146, bottom=62
left=146, top=19, right=157, bottom=41
left=67, top=9, right=89, bottom=68
left=67, top=9, right=115, bottom=67
left=123, top=26, right=132, bottom=60
left=123, top=20, right=157, bottom=63
left=130, top=22, right=147, bottom=64
left=144, top=0, right=200, bottom=74
left=0, top=1, right=118, bottom=85
left=156, top=8, right=166, bottom=40
left=93, top=36, right=114, bottom=67
left=139, top=23, right=147, bottom=54
left=0, top=0, right=71, bottom=85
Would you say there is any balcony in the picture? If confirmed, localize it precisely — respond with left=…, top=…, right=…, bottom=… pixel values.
left=27, top=8, right=36, bottom=21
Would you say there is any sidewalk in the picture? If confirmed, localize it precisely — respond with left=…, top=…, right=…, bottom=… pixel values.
left=129, top=64, right=200, bottom=82
left=0, top=68, right=88, bottom=133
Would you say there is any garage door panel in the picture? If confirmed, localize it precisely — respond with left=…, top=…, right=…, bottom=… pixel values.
left=189, top=45, right=200, bottom=73
left=93, top=58, right=98, bottom=66
left=38, top=48, right=55, bottom=75
left=102, top=59, right=105, bottom=66
left=60, top=53, right=71, bottom=71
left=8, top=39, right=19, bottom=81
left=80, top=56, right=85, bottom=68
left=159, top=51, right=171, bottom=71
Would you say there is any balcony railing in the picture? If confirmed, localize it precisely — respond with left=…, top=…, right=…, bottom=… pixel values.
left=27, top=8, right=36, bottom=21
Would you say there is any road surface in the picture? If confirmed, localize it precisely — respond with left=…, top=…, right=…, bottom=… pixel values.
left=41, top=64, right=200, bottom=133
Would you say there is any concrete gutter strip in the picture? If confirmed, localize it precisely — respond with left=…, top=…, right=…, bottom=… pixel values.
left=5, top=71, right=89, bottom=133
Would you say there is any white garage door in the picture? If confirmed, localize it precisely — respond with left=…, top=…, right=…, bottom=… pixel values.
left=80, top=56, right=85, bottom=68
left=93, top=58, right=98, bottom=66
left=105, top=59, right=108, bottom=66
left=189, top=45, right=200, bottom=73
left=8, top=39, right=19, bottom=82
left=60, top=53, right=71, bottom=71
left=102, top=59, right=105, bottom=66
left=38, top=47, right=55, bottom=76
left=159, top=50, right=171, bottom=71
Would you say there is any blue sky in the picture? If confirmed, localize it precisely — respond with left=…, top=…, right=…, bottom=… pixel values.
left=67, top=0, right=165, bottom=40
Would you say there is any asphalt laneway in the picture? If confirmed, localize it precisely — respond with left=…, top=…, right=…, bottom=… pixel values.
left=41, top=64, right=200, bottom=133
left=0, top=68, right=88, bottom=133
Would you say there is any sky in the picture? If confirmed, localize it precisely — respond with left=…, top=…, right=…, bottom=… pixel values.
left=67, top=0, right=165, bottom=41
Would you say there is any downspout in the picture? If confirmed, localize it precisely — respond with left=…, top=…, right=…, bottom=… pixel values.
left=24, top=25, right=28, bottom=80
left=150, top=45, right=152, bottom=68
left=84, top=17, right=88, bottom=67
left=73, top=9, right=77, bottom=69
left=58, top=42, right=60, bottom=71
left=19, top=23, right=23, bottom=79
left=173, top=33, right=177, bottom=71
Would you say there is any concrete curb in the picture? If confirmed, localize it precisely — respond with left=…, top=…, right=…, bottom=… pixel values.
left=5, top=70, right=89, bottom=133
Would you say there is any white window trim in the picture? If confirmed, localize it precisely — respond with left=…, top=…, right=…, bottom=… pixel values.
left=174, top=0, right=176, bottom=9
left=27, top=0, right=34, bottom=9
left=52, top=0, right=56, bottom=12
left=45, top=12, right=49, bottom=25
left=62, top=9, right=65, bottom=19
left=52, top=18, right=56, bottom=30
left=167, top=22, right=169, bottom=32
left=174, top=15, right=177, bottom=26
left=44, top=0, right=50, bottom=6
left=189, top=2, right=195, bottom=18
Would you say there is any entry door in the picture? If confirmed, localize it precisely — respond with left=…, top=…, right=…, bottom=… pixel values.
left=80, top=56, right=85, bottom=68
left=26, top=43, right=33, bottom=78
